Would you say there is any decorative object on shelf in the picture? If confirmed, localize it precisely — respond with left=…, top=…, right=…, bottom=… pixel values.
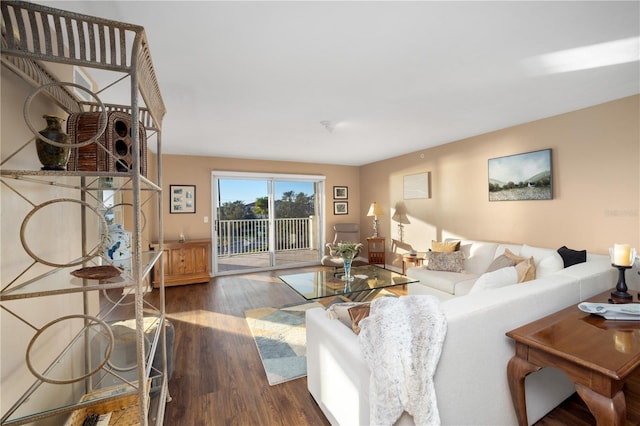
left=71, top=265, right=121, bottom=280
left=609, top=243, right=636, bottom=300
left=403, top=172, right=430, bottom=199
left=488, top=149, right=552, bottom=201
left=103, top=224, right=132, bottom=262
left=178, top=232, right=185, bottom=243
left=333, top=186, right=348, bottom=199
left=67, top=111, right=147, bottom=176
left=170, top=184, right=196, bottom=214
left=36, top=115, right=71, bottom=170
left=367, top=202, right=384, bottom=237
left=334, top=242, right=363, bottom=283
left=333, top=201, right=348, bottom=215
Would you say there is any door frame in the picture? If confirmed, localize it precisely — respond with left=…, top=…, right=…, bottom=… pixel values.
left=211, top=171, right=326, bottom=276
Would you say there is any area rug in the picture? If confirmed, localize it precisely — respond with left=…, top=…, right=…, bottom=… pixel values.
left=245, top=300, right=323, bottom=385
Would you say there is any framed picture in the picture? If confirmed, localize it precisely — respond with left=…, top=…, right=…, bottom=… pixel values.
left=488, top=149, right=552, bottom=201
left=333, top=201, right=348, bottom=215
left=170, top=185, right=196, bottom=213
left=403, top=172, right=430, bottom=199
left=333, top=186, right=348, bottom=199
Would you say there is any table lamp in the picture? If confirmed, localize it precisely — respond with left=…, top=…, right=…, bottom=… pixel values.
left=367, top=202, right=384, bottom=237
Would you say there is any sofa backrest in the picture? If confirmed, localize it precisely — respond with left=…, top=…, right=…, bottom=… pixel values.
left=446, top=238, right=498, bottom=275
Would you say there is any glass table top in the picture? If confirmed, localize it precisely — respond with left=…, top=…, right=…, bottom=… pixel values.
left=279, top=265, right=418, bottom=301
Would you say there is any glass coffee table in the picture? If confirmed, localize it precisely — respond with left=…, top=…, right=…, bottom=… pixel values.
left=279, top=265, right=418, bottom=302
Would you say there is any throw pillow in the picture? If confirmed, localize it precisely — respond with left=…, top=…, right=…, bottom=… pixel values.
left=520, top=245, right=564, bottom=277
left=426, top=251, right=465, bottom=272
left=486, top=254, right=518, bottom=273
left=557, top=246, right=587, bottom=268
left=431, top=240, right=461, bottom=252
left=504, top=248, right=528, bottom=264
left=326, top=302, right=364, bottom=328
left=469, top=266, right=518, bottom=294
left=514, top=258, right=536, bottom=282
left=348, top=304, right=371, bottom=334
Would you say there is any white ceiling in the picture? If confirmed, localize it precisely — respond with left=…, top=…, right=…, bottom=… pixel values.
left=40, top=1, right=640, bottom=166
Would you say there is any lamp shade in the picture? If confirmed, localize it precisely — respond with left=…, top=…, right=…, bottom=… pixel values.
left=367, top=202, right=384, bottom=217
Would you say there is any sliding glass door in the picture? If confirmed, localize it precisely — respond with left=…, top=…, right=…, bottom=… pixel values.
left=212, top=172, right=325, bottom=275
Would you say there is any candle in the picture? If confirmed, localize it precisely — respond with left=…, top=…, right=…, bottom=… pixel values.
left=613, top=243, right=631, bottom=266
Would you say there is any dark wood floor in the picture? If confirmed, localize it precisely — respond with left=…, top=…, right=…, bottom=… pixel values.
left=143, top=267, right=640, bottom=425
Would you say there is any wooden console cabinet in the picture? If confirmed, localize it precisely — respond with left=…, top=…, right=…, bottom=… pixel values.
left=151, top=239, right=211, bottom=287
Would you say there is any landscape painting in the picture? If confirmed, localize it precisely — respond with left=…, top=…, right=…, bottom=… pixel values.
left=488, top=149, right=552, bottom=201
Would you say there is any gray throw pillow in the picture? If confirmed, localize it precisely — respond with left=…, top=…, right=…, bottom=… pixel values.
left=486, top=254, right=518, bottom=273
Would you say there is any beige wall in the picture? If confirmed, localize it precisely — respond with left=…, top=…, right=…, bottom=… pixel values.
left=160, top=96, right=639, bottom=278
left=360, top=95, right=640, bottom=272
left=158, top=155, right=360, bottom=242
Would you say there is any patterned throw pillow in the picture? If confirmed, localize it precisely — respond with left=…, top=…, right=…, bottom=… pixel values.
left=426, top=251, right=465, bottom=272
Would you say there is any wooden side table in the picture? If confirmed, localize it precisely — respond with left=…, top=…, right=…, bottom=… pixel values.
left=402, top=254, right=424, bottom=275
left=506, top=289, right=640, bottom=426
left=366, top=237, right=385, bottom=267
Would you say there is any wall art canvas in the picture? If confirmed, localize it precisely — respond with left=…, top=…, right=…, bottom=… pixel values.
left=333, top=201, right=348, bottom=215
left=488, top=149, right=552, bottom=201
left=170, top=185, right=196, bottom=213
left=403, top=172, right=430, bottom=199
left=333, top=186, right=348, bottom=199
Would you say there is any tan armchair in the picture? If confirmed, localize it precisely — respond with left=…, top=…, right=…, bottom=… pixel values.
left=321, top=223, right=369, bottom=268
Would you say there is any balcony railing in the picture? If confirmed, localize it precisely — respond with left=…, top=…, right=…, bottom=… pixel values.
left=217, top=217, right=312, bottom=256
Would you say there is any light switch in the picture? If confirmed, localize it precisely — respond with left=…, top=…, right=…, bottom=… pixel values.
left=204, top=216, right=209, bottom=223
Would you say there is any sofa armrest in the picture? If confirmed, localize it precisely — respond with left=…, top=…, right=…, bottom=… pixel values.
left=306, top=307, right=372, bottom=426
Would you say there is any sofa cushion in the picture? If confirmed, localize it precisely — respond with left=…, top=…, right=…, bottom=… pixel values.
left=557, top=246, right=587, bottom=268
left=461, top=242, right=500, bottom=275
left=521, top=244, right=564, bottom=278
left=469, top=266, right=518, bottom=294
left=407, top=267, right=479, bottom=295
left=432, top=240, right=460, bottom=252
left=426, top=251, right=465, bottom=272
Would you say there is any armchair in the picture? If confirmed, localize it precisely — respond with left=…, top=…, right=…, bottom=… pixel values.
left=321, top=223, right=369, bottom=268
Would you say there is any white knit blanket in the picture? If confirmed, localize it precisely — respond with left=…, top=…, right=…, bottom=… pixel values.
left=358, top=296, right=447, bottom=426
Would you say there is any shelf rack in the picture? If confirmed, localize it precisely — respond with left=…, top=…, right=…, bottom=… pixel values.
left=1, top=1, right=167, bottom=425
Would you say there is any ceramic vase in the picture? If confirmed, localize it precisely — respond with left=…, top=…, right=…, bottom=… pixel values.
left=36, top=115, right=70, bottom=170
left=103, top=224, right=132, bottom=262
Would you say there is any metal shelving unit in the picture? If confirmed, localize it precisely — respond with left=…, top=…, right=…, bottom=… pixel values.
left=1, top=1, right=167, bottom=425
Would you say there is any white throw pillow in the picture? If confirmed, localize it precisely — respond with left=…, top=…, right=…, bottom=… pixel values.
left=520, top=244, right=564, bottom=278
left=469, top=266, right=518, bottom=294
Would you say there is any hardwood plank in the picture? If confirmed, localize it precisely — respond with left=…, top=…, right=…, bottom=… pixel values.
left=144, top=267, right=329, bottom=425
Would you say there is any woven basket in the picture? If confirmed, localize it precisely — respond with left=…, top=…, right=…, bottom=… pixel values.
left=67, top=111, right=147, bottom=176
left=65, top=382, right=149, bottom=426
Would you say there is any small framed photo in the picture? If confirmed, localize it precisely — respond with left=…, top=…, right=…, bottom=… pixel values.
left=333, top=186, right=348, bottom=200
left=333, top=201, right=348, bottom=215
left=170, top=185, right=196, bottom=214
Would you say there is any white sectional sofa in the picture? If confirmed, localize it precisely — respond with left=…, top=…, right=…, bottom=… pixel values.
left=306, top=240, right=616, bottom=425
